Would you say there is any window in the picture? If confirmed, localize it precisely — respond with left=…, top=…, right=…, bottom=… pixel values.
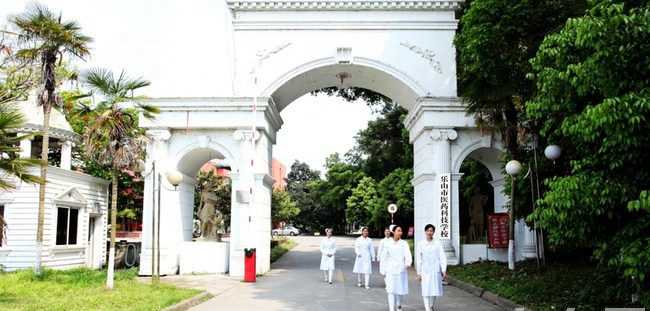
left=56, top=206, right=78, bottom=245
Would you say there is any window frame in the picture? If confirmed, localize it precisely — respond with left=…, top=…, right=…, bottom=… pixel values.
left=55, top=205, right=80, bottom=246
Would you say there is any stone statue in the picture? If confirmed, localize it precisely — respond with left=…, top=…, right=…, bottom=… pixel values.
left=468, top=185, right=488, bottom=243
left=198, top=183, right=223, bottom=241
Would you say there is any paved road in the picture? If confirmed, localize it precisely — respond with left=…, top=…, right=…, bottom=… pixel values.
left=163, top=235, right=505, bottom=311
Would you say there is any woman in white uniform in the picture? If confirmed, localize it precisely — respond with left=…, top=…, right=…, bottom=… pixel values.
left=319, top=228, right=337, bottom=284
left=380, top=224, right=412, bottom=311
left=377, top=227, right=392, bottom=288
left=416, top=224, right=447, bottom=311
left=352, top=227, right=375, bottom=289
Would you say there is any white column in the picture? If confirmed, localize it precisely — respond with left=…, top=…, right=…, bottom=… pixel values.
left=59, top=140, right=72, bottom=170
left=19, top=134, right=32, bottom=159
left=489, top=178, right=508, bottom=213
left=449, top=173, right=463, bottom=264
left=228, top=172, right=245, bottom=276
left=230, top=129, right=259, bottom=277
left=139, top=129, right=172, bottom=276
left=413, top=128, right=459, bottom=265
left=430, top=129, right=458, bottom=261
left=522, top=227, right=537, bottom=258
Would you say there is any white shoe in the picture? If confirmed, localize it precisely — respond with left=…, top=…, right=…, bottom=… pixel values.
left=365, top=285, right=370, bottom=290
left=357, top=281, right=362, bottom=287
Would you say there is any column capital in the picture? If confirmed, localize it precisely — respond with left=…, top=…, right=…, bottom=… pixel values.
left=145, top=129, right=172, bottom=141
left=430, top=128, right=457, bottom=141
left=233, top=129, right=260, bottom=141
left=57, top=140, right=74, bottom=147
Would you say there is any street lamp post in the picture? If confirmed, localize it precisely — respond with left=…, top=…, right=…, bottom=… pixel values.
left=506, top=159, right=522, bottom=271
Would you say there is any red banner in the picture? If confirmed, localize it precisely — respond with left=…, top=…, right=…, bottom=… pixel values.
left=487, top=213, right=509, bottom=248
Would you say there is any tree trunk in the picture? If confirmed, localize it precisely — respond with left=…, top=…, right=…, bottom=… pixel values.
left=106, top=173, right=118, bottom=289
left=34, top=102, right=51, bottom=276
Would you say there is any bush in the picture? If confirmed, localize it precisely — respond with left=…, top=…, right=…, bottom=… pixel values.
left=270, top=238, right=296, bottom=263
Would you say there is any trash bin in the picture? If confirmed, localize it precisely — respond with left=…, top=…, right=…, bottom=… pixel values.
left=244, top=248, right=256, bottom=282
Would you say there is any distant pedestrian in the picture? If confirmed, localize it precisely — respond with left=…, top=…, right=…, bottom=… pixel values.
left=377, top=227, right=392, bottom=288
left=380, top=224, right=412, bottom=311
left=319, top=228, right=337, bottom=284
left=352, top=227, right=375, bottom=289
left=416, top=224, right=447, bottom=311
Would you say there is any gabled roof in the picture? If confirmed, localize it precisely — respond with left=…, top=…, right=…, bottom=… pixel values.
left=53, top=187, right=89, bottom=208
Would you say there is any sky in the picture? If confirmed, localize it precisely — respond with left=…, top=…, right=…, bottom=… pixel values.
left=1, top=0, right=375, bottom=174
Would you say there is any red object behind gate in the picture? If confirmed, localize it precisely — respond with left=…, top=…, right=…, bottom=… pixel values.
left=488, top=213, right=509, bottom=248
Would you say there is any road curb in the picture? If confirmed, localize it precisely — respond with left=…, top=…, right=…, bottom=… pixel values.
left=160, top=292, right=213, bottom=311
left=446, top=275, right=531, bottom=311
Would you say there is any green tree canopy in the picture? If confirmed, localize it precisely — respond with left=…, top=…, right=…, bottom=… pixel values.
left=311, top=160, right=365, bottom=234
left=454, top=0, right=587, bottom=155
left=346, top=176, right=377, bottom=228
left=271, top=188, right=300, bottom=225
left=285, top=160, right=321, bottom=232
left=346, top=104, right=412, bottom=180
left=527, top=1, right=650, bottom=305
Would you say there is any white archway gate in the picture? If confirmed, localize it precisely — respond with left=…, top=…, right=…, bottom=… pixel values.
left=138, top=0, right=536, bottom=277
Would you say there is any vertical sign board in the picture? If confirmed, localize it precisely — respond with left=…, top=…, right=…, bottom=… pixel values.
left=488, top=213, right=509, bottom=248
left=439, top=174, right=451, bottom=239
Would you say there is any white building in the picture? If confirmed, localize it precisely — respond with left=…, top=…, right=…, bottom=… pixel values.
left=0, top=95, right=110, bottom=271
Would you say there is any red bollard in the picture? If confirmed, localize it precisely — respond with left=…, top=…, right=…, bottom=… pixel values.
left=244, top=248, right=256, bottom=282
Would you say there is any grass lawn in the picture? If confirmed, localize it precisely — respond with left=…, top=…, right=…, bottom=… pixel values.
left=448, top=256, right=643, bottom=311
left=0, top=267, right=201, bottom=311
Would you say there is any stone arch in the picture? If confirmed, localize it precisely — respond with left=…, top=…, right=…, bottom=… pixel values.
left=172, top=140, right=238, bottom=176
left=451, top=134, right=536, bottom=263
left=137, top=0, right=535, bottom=277
left=453, top=137, right=505, bottom=179
left=264, top=57, right=424, bottom=112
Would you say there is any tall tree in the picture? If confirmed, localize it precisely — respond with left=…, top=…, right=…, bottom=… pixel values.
left=374, top=168, right=414, bottom=230
left=346, top=176, right=377, bottom=230
left=79, top=68, right=158, bottom=289
left=454, top=0, right=587, bottom=156
left=271, top=188, right=300, bottom=225
left=311, top=158, right=366, bottom=233
left=285, top=160, right=321, bottom=231
left=527, top=1, right=650, bottom=305
left=286, top=160, right=321, bottom=186
left=62, top=90, right=146, bottom=228
left=348, top=104, right=411, bottom=180
left=9, top=1, right=92, bottom=275
left=0, top=33, right=35, bottom=104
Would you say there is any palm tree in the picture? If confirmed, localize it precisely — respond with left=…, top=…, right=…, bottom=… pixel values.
left=79, top=67, right=159, bottom=289
left=9, top=1, right=93, bottom=275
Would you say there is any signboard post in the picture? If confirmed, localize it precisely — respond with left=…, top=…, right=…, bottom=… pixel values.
left=387, top=203, right=398, bottom=224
